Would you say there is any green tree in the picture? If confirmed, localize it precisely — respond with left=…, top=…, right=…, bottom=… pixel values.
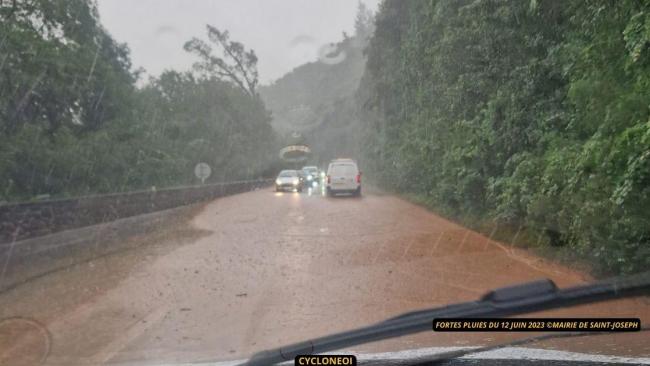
left=0, top=2, right=277, bottom=202
left=184, top=25, right=259, bottom=97
left=356, top=0, right=649, bottom=274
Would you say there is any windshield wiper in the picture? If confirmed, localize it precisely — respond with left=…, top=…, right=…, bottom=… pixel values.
left=241, top=271, right=650, bottom=366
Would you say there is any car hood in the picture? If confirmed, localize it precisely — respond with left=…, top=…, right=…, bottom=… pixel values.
left=276, top=177, right=297, bottom=182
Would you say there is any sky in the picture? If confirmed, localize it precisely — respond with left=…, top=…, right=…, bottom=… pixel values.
left=97, top=0, right=381, bottom=85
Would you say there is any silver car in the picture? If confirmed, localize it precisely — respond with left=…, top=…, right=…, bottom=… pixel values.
left=274, top=170, right=303, bottom=192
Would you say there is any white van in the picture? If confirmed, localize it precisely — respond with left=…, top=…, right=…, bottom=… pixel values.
left=326, top=159, right=361, bottom=196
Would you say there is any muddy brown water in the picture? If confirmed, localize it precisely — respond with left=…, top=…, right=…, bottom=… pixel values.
left=0, top=187, right=648, bottom=365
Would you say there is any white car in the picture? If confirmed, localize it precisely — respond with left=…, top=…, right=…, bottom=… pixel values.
left=275, top=170, right=303, bottom=192
left=326, top=159, right=361, bottom=196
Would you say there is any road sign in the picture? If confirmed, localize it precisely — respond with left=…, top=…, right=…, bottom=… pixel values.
left=194, top=163, right=212, bottom=184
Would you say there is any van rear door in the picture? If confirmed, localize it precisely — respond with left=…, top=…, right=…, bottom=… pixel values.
left=329, top=163, right=358, bottom=190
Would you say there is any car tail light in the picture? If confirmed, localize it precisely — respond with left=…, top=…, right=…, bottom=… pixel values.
left=326, top=175, right=331, bottom=184
left=356, top=173, right=361, bottom=183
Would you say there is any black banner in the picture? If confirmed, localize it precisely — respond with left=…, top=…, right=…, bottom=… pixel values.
left=433, top=318, right=641, bottom=332
left=295, top=355, right=357, bottom=366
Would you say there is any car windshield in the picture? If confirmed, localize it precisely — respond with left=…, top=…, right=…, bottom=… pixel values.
left=1, top=1, right=649, bottom=366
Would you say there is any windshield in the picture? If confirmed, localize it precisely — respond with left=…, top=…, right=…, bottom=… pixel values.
left=1, top=1, right=649, bottom=366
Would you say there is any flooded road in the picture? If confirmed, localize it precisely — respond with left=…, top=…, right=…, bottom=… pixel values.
left=1, top=187, right=648, bottom=365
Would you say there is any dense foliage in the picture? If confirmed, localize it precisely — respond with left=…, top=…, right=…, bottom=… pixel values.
left=358, top=0, right=650, bottom=274
left=3, top=0, right=647, bottom=275
left=0, top=0, right=276, bottom=202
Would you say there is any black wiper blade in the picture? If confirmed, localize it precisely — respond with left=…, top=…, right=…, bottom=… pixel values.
left=241, top=272, right=650, bottom=366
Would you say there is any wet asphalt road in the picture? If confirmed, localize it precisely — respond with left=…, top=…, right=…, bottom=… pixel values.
left=0, top=186, right=648, bottom=365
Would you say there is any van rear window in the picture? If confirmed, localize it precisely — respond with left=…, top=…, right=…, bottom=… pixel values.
left=330, top=164, right=357, bottom=176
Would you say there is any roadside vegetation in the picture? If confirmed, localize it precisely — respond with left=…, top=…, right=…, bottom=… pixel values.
left=2, top=0, right=648, bottom=276
left=357, top=0, right=650, bottom=275
left=0, top=0, right=276, bottom=202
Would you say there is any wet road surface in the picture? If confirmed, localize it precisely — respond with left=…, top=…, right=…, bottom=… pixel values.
left=0, top=186, right=648, bottom=365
